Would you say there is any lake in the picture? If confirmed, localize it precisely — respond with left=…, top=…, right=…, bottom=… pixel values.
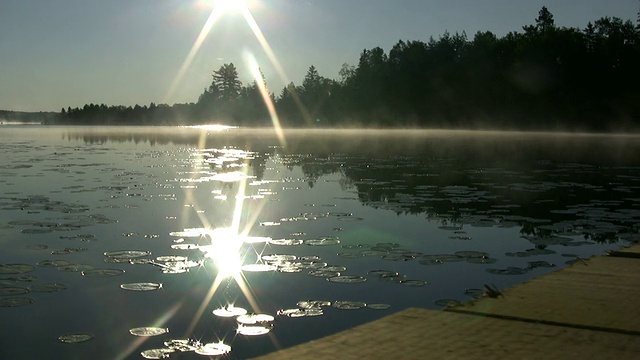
left=1, top=126, right=639, bottom=359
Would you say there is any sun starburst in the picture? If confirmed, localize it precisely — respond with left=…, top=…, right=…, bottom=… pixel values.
left=212, top=0, right=248, bottom=12
left=165, top=2, right=292, bottom=348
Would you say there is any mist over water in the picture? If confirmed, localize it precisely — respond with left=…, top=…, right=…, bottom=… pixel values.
left=1, top=126, right=639, bottom=359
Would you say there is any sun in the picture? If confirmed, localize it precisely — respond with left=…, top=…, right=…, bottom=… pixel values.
left=213, top=0, right=247, bottom=12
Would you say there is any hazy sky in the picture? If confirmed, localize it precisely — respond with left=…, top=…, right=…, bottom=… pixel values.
left=1, top=0, right=637, bottom=112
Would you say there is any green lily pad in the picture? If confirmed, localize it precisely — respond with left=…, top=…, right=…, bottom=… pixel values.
left=0, top=297, right=34, bottom=307
left=327, top=275, right=367, bottom=284
left=0, top=264, right=35, bottom=274
left=28, top=283, right=67, bottom=292
left=0, top=287, right=29, bottom=296
left=129, top=327, right=169, bottom=336
left=120, top=282, right=162, bottom=291
left=81, top=269, right=125, bottom=277
left=58, top=333, right=94, bottom=343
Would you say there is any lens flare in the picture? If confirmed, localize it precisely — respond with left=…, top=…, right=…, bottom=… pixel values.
left=168, top=0, right=301, bottom=144
left=172, top=3, right=289, bottom=350
left=184, top=171, right=264, bottom=338
left=164, top=7, right=222, bottom=103
left=245, top=51, right=286, bottom=145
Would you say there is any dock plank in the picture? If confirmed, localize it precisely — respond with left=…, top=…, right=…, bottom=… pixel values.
left=457, top=256, right=640, bottom=333
left=255, top=251, right=640, bottom=359
left=254, top=308, right=640, bottom=359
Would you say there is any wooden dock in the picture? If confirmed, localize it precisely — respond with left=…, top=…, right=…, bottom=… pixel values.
left=255, top=244, right=640, bottom=359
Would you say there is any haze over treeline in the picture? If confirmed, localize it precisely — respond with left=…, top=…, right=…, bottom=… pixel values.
left=53, top=7, right=640, bottom=131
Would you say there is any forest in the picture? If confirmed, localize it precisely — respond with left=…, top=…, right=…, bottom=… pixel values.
left=55, top=7, right=640, bottom=131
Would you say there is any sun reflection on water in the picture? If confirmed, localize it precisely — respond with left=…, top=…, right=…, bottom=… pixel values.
left=180, top=157, right=276, bottom=345
left=200, top=227, right=246, bottom=277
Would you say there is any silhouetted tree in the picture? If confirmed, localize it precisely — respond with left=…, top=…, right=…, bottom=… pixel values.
left=213, top=63, right=242, bottom=101
left=300, top=65, right=332, bottom=121
left=536, top=6, right=555, bottom=33
left=56, top=6, right=640, bottom=130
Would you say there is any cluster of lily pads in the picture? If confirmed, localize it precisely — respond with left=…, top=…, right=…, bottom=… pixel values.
left=278, top=299, right=391, bottom=316
left=1, top=195, right=117, bottom=235
left=486, top=260, right=556, bottom=275
left=58, top=327, right=233, bottom=359
left=104, top=250, right=202, bottom=274
left=0, top=263, right=67, bottom=307
left=367, top=269, right=427, bottom=287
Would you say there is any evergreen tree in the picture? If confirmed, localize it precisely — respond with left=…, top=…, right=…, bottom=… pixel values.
left=213, top=63, right=242, bottom=101
left=535, top=6, right=555, bottom=33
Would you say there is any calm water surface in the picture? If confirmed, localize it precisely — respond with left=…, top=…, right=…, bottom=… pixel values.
left=1, top=126, right=639, bottom=359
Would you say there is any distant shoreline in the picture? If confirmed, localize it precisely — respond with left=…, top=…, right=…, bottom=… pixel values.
left=4, top=123, right=640, bottom=137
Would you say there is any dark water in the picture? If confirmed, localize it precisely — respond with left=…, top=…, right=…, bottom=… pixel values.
left=1, top=126, right=639, bottom=359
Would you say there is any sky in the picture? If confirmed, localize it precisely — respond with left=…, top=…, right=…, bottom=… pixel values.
left=0, top=0, right=638, bottom=112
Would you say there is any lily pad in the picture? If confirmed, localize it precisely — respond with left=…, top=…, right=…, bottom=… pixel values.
left=104, top=250, right=151, bottom=259
left=297, top=300, right=331, bottom=309
left=81, top=269, right=125, bottom=277
left=464, top=288, right=484, bottom=298
left=28, top=283, right=67, bottom=292
left=309, top=270, right=341, bottom=278
left=418, top=259, right=442, bottom=266
left=278, top=308, right=324, bottom=317
left=58, top=264, right=94, bottom=272
left=323, top=265, right=347, bottom=272
left=129, top=327, right=169, bottom=336
left=327, top=275, right=367, bottom=284
left=0, top=264, right=35, bottom=274
left=366, top=303, right=391, bottom=310
left=381, top=254, right=405, bottom=261
left=486, top=267, right=529, bottom=275
left=213, top=306, right=247, bottom=317
left=527, top=261, right=556, bottom=269
left=51, top=247, right=88, bottom=255
left=0, top=287, right=29, bottom=296
left=0, top=297, right=34, bottom=307
left=261, top=254, right=297, bottom=262
left=164, top=339, right=198, bottom=352
left=466, top=257, right=498, bottom=264
left=299, top=255, right=322, bottom=261
left=367, top=270, right=399, bottom=278
left=236, top=314, right=274, bottom=325
left=170, top=243, right=199, bottom=250
left=21, top=228, right=52, bottom=234
left=337, top=216, right=364, bottom=222
left=305, top=237, right=340, bottom=246
left=422, top=254, right=464, bottom=263
left=268, top=239, right=303, bottom=246
left=359, top=250, right=388, bottom=257
left=399, top=279, right=427, bottom=287
left=120, top=282, right=162, bottom=291
left=58, top=333, right=94, bottom=343
left=140, top=348, right=175, bottom=359
left=337, top=252, right=361, bottom=258
left=156, top=256, right=187, bottom=262
left=236, top=324, right=272, bottom=336
left=37, top=260, right=72, bottom=268
left=454, top=251, right=490, bottom=258
left=333, top=300, right=366, bottom=310
left=195, top=342, right=232, bottom=356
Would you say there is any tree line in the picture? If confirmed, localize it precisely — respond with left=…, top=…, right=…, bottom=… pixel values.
left=57, top=7, right=640, bottom=131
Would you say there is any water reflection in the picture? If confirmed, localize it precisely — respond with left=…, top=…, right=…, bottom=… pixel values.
left=65, top=127, right=640, bottom=246
left=2, top=126, right=640, bottom=359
